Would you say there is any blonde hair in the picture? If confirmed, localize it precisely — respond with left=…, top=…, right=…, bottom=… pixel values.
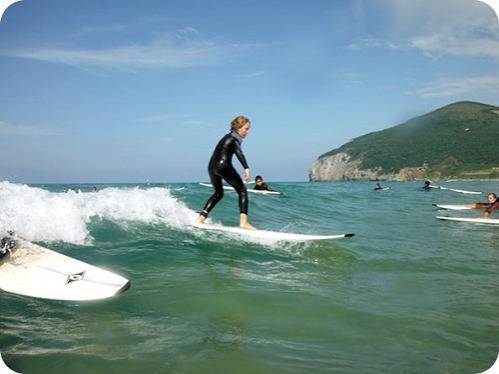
left=230, top=115, right=250, bottom=131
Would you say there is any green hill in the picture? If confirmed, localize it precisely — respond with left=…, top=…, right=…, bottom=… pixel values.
left=318, top=101, right=499, bottom=179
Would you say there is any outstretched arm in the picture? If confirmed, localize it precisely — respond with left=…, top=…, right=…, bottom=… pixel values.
left=474, top=203, right=490, bottom=209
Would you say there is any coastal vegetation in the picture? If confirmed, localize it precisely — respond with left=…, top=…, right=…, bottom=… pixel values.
left=312, top=101, right=499, bottom=180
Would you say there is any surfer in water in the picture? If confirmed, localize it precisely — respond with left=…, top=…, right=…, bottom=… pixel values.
left=423, top=180, right=433, bottom=190
left=254, top=176, right=273, bottom=191
left=374, top=182, right=383, bottom=191
left=473, top=192, right=498, bottom=218
left=198, top=115, right=254, bottom=229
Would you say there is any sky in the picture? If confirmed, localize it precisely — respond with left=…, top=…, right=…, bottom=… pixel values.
left=0, top=0, right=498, bottom=183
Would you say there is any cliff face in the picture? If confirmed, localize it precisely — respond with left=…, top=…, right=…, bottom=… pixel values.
left=309, top=101, right=499, bottom=181
left=308, top=153, right=423, bottom=181
left=309, top=153, right=381, bottom=181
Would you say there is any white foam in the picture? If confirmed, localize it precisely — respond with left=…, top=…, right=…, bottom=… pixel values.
left=0, top=181, right=198, bottom=245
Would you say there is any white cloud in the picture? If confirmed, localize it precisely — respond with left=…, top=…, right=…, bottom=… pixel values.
left=347, top=36, right=402, bottom=50
left=3, top=28, right=270, bottom=71
left=153, top=136, right=173, bottom=143
left=0, top=120, right=59, bottom=135
left=410, top=33, right=499, bottom=59
left=476, top=0, right=499, bottom=23
left=414, top=75, right=499, bottom=97
left=76, top=24, right=128, bottom=36
left=184, top=119, right=210, bottom=126
left=236, top=70, right=266, bottom=82
left=139, top=114, right=210, bottom=126
left=348, top=0, right=499, bottom=60
left=140, top=113, right=190, bottom=124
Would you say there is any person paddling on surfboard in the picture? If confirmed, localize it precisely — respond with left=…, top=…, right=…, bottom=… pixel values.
left=473, top=192, right=498, bottom=218
left=198, top=115, right=254, bottom=229
left=253, top=176, right=274, bottom=192
left=422, top=180, right=433, bottom=190
left=374, top=182, right=383, bottom=191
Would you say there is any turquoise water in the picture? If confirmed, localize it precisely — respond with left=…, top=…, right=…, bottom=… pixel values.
left=0, top=180, right=498, bottom=373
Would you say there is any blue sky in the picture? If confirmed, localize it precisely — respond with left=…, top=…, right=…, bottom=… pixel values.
left=0, top=0, right=498, bottom=183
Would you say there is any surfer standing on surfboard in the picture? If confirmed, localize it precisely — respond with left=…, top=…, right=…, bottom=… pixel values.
left=198, top=115, right=254, bottom=229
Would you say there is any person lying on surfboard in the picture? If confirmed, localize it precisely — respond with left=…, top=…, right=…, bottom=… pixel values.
left=473, top=192, right=498, bottom=218
left=453, top=193, right=499, bottom=217
left=422, top=180, right=433, bottom=190
left=253, top=176, right=274, bottom=191
left=198, top=115, right=254, bottom=229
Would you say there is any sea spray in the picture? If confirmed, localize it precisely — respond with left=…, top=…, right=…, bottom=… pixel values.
left=0, top=182, right=197, bottom=245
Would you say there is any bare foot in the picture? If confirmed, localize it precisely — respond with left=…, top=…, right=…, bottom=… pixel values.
left=239, top=213, right=255, bottom=229
left=197, top=215, right=206, bottom=224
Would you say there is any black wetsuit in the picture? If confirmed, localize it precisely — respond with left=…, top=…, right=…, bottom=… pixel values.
left=200, top=132, right=249, bottom=217
left=254, top=182, right=272, bottom=191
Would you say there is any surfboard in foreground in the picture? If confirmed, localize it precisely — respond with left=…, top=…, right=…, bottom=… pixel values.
left=0, top=237, right=131, bottom=301
left=199, top=182, right=281, bottom=195
left=429, top=185, right=482, bottom=195
left=194, top=223, right=354, bottom=242
left=436, top=216, right=499, bottom=225
left=433, top=204, right=473, bottom=210
left=0, top=353, right=20, bottom=374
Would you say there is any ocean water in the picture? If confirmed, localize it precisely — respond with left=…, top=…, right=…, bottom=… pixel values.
left=0, top=180, right=497, bottom=373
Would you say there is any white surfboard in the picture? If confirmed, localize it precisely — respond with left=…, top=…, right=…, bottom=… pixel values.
left=0, top=238, right=131, bottom=301
left=436, top=216, right=499, bottom=225
left=199, top=182, right=281, bottom=195
left=194, top=223, right=354, bottom=242
left=429, top=185, right=482, bottom=195
left=433, top=204, right=473, bottom=210
left=0, top=353, right=20, bottom=374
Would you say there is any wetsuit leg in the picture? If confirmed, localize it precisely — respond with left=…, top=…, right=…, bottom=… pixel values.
left=222, top=167, right=248, bottom=215
left=200, top=172, right=224, bottom=217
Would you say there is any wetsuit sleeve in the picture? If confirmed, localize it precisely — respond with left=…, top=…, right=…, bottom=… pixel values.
left=475, top=203, right=491, bottom=209
left=233, top=139, right=249, bottom=169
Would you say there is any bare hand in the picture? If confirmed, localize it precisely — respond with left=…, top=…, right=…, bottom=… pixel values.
left=243, top=169, right=251, bottom=183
